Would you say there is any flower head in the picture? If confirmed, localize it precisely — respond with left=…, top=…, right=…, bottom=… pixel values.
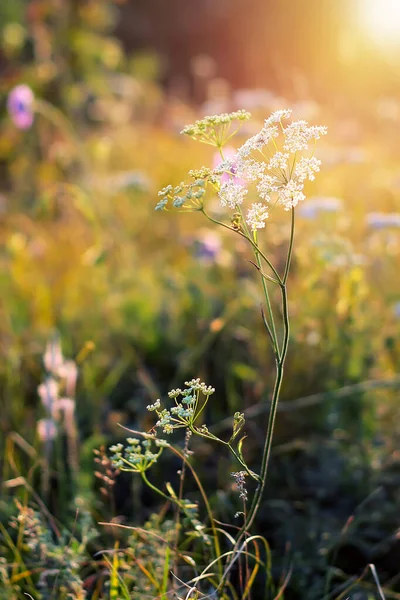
left=237, top=125, right=279, bottom=159
left=283, top=120, right=327, bottom=152
left=37, top=418, right=58, bottom=442
left=294, top=156, right=321, bottom=182
left=246, top=203, right=269, bottom=230
left=218, top=180, right=248, bottom=209
left=265, top=109, right=292, bottom=125
left=181, top=110, right=250, bottom=145
left=7, top=84, right=34, bottom=130
left=278, top=180, right=306, bottom=210
left=109, top=436, right=168, bottom=472
left=213, top=147, right=245, bottom=185
left=157, top=108, right=326, bottom=223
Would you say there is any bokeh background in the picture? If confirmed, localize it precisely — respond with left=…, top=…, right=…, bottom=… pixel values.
left=1, top=1, right=400, bottom=598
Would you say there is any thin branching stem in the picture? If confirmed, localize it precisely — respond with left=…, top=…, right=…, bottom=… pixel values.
left=218, top=208, right=295, bottom=592
left=252, top=230, right=279, bottom=358
left=201, top=208, right=283, bottom=285
left=243, top=209, right=295, bottom=530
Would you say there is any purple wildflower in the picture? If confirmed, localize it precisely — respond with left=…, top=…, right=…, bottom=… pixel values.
left=194, top=229, right=222, bottom=263
left=7, top=84, right=34, bottom=130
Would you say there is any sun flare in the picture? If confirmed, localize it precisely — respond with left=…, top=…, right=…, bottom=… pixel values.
left=362, top=0, right=400, bottom=45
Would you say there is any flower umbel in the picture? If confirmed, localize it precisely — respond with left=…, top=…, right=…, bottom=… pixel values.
left=146, top=379, right=216, bottom=435
left=157, top=108, right=326, bottom=229
left=109, top=436, right=169, bottom=473
left=246, top=202, right=270, bottom=230
left=181, top=110, right=251, bottom=146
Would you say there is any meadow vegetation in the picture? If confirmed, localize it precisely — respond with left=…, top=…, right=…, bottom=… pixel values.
left=1, top=2, right=400, bottom=599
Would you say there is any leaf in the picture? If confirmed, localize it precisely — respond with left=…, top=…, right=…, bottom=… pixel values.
left=237, top=435, right=247, bottom=462
left=230, top=411, right=245, bottom=442
left=166, top=481, right=178, bottom=500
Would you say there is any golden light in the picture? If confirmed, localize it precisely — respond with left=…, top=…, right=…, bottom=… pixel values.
left=361, top=0, right=400, bottom=46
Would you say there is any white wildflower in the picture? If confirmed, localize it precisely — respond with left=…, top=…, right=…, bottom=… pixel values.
left=283, top=120, right=327, bottom=152
left=147, top=399, right=161, bottom=412
left=265, top=109, right=292, bottom=126
left=218, top=180, right=248, bottom=208
left=278, top=180, right=306, bottom=210
left=294, top=156, right=321, bottom=182
left=213, top=157, right=235, bottom=176
left=235, top=158, right=266, bottom=181
left=237, top=125, right=279, bottom=159
left=257, top=174, right=280, bottom=201
left=155, top=438, right=170, bottom=448
left=246, top=203, right=269, bottom=230
left=268, top=152, right=290, bottom=171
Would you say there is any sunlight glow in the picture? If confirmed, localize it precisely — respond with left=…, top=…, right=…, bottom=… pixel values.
left=361, top=0, right=400, bottom=45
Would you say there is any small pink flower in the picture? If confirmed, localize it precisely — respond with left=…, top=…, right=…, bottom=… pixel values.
left=213, top=147, right=245, bottom=185
left=44, top=337, right=64, bottom=374
left=37, top=418, right=58, bottom=442
left=38, top=378, right=58, bottom=413
left=7, top=84, right=34, bottom=130
left=57, top=360, right=78, bottom=398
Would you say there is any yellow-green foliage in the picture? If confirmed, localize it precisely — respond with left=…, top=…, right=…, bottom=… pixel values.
left=1, top=104, right=400, bottom=441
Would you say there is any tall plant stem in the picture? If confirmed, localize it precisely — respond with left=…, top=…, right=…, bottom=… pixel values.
left=243, top=208, right=294, bottom=531
left=220, top=208, right=295, bottom=591
left=253, top=231, right=279, bottom=357
left=169, top=444, right=223, bottom=578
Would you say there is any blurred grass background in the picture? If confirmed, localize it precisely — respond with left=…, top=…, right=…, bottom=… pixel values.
left=1, top=0, right=400, bottom=597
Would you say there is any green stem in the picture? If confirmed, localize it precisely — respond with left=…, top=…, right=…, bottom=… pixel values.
left=189, top=423, right=260, bottom=481
left=141, top=471, right=180, bottom=508
left=243, top=210, right=295, bottom=530
left=201, top=207, right=236, bottom=234
left=283, top=207, right=295, bottom=285
left=252, top=231, right=279, bottom=357
left=227, top=444, right=261, bottom=482
left=201, top=208, right=283, bottom=285
left=169, top=445, right=223, bottom=578
left=239, top=230, right=282, bottom=285
left=219, top=209, right=295, bottom=593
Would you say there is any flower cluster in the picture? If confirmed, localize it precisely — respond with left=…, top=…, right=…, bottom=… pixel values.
left=231, top=471, right=248, bottom=502
left=181, top=110, right=251, bottom=145
left=218, top=180, right=248, bottom=208
left=147, top=379, right=215, bottom=435
left=246, top=202, right=270, bottom=231
left=36, top=337, right=79, bottom=449
left=156, top=178, right=208, bottom=211
left=219, top=109, right=326, bottom=229
left=109, top=436, right=169, bottom=473
left=156, top=108, right=326, bottom=232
